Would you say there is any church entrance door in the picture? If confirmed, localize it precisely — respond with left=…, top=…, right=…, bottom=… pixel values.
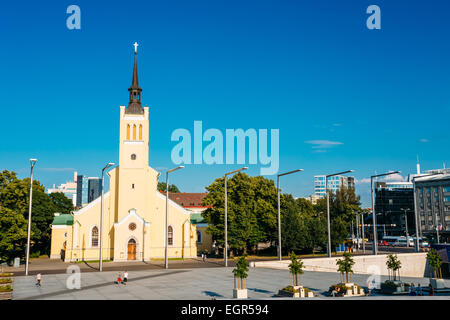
left=127, top=239, right=136, bottom=260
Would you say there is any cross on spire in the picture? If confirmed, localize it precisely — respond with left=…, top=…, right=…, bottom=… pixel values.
left=134, top=42, right=139, bottom=53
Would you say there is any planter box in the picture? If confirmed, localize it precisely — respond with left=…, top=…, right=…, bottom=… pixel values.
left=380, top=281, right=410, bottom=295
left=278, top=286, right=314, bottom=298
left=233, top=288, right=248, bottom=299
left=0, top=291, right=12, bottom=300
left=430, top=278, right=446, bottom=289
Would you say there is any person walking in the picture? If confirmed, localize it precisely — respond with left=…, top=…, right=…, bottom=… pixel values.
left=203, top=252, right=207, bottom=262
left=123, top=271, right=128, bottom=285
left=115, top=272, right=122, bottom=285
left=201, top=253, right=204, bottom=262
left=35, top=273, right=42, bottom=287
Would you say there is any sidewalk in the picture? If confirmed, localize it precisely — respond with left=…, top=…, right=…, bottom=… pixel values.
left=12, top=267, right=450, bottom=300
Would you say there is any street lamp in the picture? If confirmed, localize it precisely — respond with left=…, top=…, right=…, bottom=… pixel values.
left=99, top=162, right=115, bottom=272
left=325, top=170, right=354, bottom=257
left=224, top=167, right=248, bottom=267
left=400, top=208, right=411, bottom=247
left=165, top=166, right=184, bottom=269
left=371, top=171, right=400, bottom=255
left=412, top=172, right=443, bottom=252
left=361, top=211, right=366, bottom=253
left=277, top=169, right=304, bottom=261
left=25, top=158, right=37, bottom=276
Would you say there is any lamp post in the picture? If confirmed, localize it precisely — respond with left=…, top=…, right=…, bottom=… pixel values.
left=370, top=171, right=400, bottom=255
left=400, top=208, right=411, bottom=247
left=25, top=158, right=37, bottom=276
left=412, top=172, right=443, bottom=252
left=165, top=166, right=184, bottom=269
left=224, top=167, right=248, bottom=267
left=277, top=169, right=303, bottom=261
left=361, top=211, right=366, bottom=253
left=99, top=162, right=115, bottom=272
left=325, top=170, right=354, bottom=257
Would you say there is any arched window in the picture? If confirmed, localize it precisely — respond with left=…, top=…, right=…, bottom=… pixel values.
left=133, top=125, right=136, bottom=140
left=126, top=124, right=130, bottom=140
left=168, top=226, right=173, bottom=246
left=91, top=226, right=99, bottom=247
left=139, top=125, right=142, bottom=140
left=196, top=231, right=202, bottom=244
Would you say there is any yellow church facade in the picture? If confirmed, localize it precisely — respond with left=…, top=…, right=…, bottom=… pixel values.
left=50, top=45, right=197, bottom=262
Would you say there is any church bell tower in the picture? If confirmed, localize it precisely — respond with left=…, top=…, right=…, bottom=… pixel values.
left=119, top=42, right=149, bottom=169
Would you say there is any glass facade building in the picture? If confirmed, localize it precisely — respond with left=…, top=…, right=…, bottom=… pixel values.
left=374, top=181, right=415, bottom=237
left=415, top=173, right=450, bottom=243
left=314, top=175, right=355, bottom=197
left=88, top=177, right=102, bottom=203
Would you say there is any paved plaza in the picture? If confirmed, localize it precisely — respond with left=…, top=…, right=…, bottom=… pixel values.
left=12, top=266, right=450, bottom=300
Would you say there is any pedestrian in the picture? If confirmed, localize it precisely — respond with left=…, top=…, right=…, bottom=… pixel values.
left=417, top=283, right=423, bottom=296
left=409, top=283, right=416, bottom=296
left=123, top=270, right=128, bottom=285
left=115, top=272, right=122, bottom=285
left=35, top=273, right=42, bottom=287
left=203, top=252, right=207, bottom=262
left=201, top=253, right=204, bottom=262
left=428, top=284, right=434, bottom=296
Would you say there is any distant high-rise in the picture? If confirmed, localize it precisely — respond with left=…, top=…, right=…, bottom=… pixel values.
left=76, top=174, right=88, bottom=208
left=88, top=177, right=102, bottom=202
left=314, top=175, right=355, bottom=197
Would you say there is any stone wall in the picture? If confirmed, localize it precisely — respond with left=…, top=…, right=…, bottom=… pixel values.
left=254, top=253, right=432, bottom=278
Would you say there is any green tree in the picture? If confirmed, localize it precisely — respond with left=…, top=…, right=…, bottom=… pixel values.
left=157, top=182, right=180, bottom=193
left=202, top=173, right=277, bottom=254
left=232, top=255, right=249, bottom=289
left=386, top=254, right=402, bottom=281
left=427, top=249, right=442, bottom=278
left=336, top=252, right=355, bottom=283
left=314, top=186, right=362, bottom=253
left=280, top=194, right=315, bottom=254
left=288, top=252, right=304, bottom=286
left=0, top=170, right=67, bottom=256
left=49, top=192, right=74, bottom=214
left=0, top=207, right=28, bottom=263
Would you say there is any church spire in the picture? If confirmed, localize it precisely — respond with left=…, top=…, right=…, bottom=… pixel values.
left=126, top=42, right=144, bottom=115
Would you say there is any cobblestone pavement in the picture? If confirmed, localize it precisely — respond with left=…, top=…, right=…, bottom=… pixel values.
left=12, top=266, right=450, bottom=300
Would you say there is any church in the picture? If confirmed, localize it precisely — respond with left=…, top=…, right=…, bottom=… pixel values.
left=50, top=44, right=198, bottom=262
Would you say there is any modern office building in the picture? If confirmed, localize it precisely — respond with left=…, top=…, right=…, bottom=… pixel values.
left=76, top=174, right=88, bottom=208
left=87, top=177, right=102, bottom=202
left=374, top=181, right=415, bottom=237
left=414, top=171, right=450, bottom=243
left=314, top=175, right=355, bottom=197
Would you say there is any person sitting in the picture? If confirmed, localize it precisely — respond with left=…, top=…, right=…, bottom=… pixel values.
left=428, top=284, right=434, bottom=296
left=409, top=283, right=416, bottom=296
left=416, top=283, right=423, bottom=296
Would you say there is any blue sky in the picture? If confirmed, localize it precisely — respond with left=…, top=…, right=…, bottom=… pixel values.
left=1, top=0, right=449, bottom=207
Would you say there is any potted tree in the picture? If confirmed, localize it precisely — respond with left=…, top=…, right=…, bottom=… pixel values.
left=381, top=254, right=409, bottom=294
left=329, top=252, right=364, bottom=297
left=232, top=255, right=249, bottom=299
left=427, top=249, right=445, bottom=290
left=278, top=252, right=314, bottom=298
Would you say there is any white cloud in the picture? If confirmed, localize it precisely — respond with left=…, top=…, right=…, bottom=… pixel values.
left=355, top=172, right=407, bottom=184
left=419, top=138, right=429, bottom=143
left=305, top=140, right=343, bottom=149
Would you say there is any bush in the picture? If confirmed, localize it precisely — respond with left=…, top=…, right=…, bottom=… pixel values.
left=0, top=273, right=13, bottom=277
left=0, top=285, right=12, bottom=292
left=0, top=278, right=12, bottom=284
left=328, top=284, right=348, bottom=296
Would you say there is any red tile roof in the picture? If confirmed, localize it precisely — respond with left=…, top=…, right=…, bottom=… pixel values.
left=167, top=192, right=211, bottom=208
